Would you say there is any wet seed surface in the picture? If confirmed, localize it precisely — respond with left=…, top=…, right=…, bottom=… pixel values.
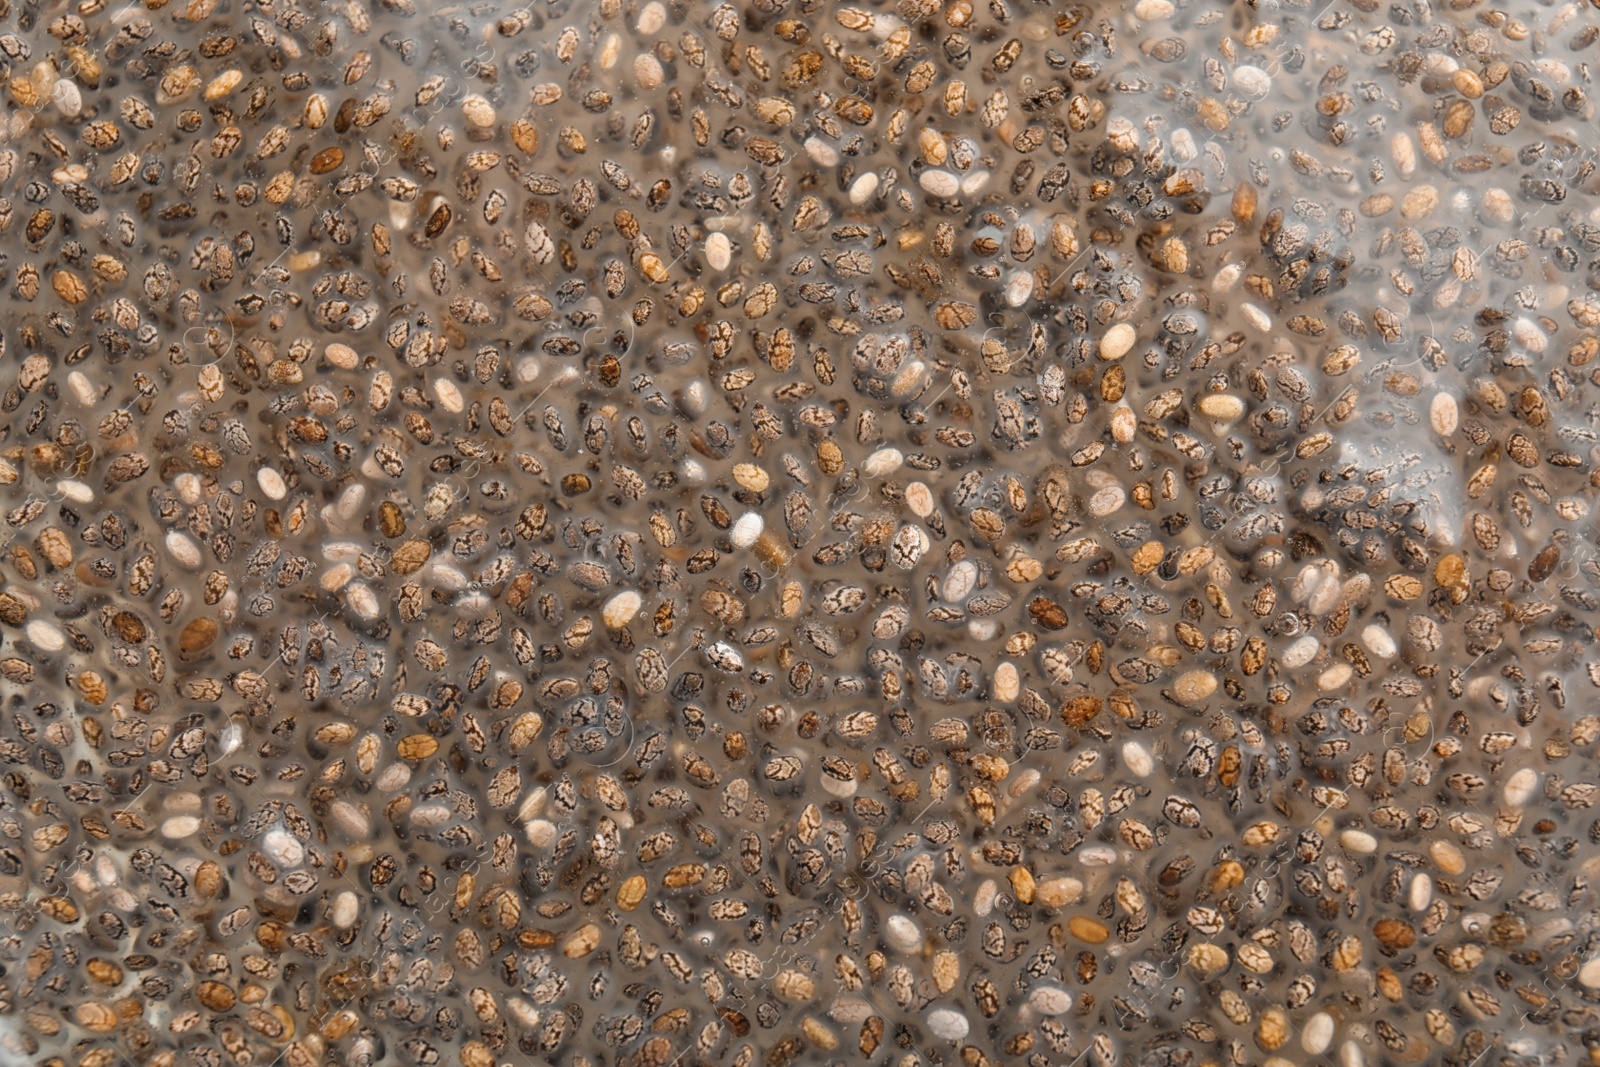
left=2, top=0, right=1600, bottom=1065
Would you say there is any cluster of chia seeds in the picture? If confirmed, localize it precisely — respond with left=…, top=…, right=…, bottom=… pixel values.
left=1, top=0, right=1600, bottom=1066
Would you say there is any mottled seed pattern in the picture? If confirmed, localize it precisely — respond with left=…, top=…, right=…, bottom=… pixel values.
left=2, top=0, right=1600, bottom=1066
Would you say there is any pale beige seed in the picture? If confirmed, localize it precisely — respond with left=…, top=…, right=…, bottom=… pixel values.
left=1099, top=323, right=1136, bottom=360
left=732, top=464, right=769, bottom=492
left=1157, top=235, right=1188, bottom=273
left=303, top=93, right=329, bottom=128
left=1482, top=187, right=1514, bottom=223
left=931, top=951, right=960, bottom=993
left=325, top=343, right=359, bottom=369
left=1034, top=877, right=1083, bottom=908
left=753, top=96, right=794, bottom=124
left=204, top=69, right=242, bottom=100
left=507, top=712, right=544, bottom=752
left=1385, top=574, right=1423, bottom=600
left=1188, top=943, right=1230, bottom=978
left=1110, top=404, right=1137, bottom=442
left=1330, top=936, right=1363, bottom=973
left=1194, top=95, right=1229, bottom=131
left=601, top=591, right=642, bottom=629
left=1237, top=943, right=1274, bottom=974
left=1360, top=193, right=1394, bottom=217
left=1430, top=840, right=1466, bottom=875
left=562, top=923, right=602, bottom=958
left=1401, top=184, right=1439, bottom=220
left=1417, top=120, right=1446, bottom=162
left=1004, top=556, right=1042, bottom=583
left=461, top=94, right=496, bottom=128
left=705, top=232, right=733, bottom=272
left=76, top=1003, right=119, bottom=1033
left=1172, top=670, right=1217, bottom=705
left=993, top=662, right=1020, bottom=702
left=775, top=970, right=816, bottom=1001
left=36, top=528, right=72, bottom=569
left=1453, top=68, right=1484, bottom=96
left=157, top=64, right=199, bottom=103
left=1442, top=944, right=1486, bottom=973
left=1466, top=463, right=1497, bottom=499
left=637, top=0, right=666, bottom=32
left=1391, top=131, right=1417, bottom=179
left=1049, top=216, right=1080, bottom=258
left=802, top=1017, right=838, bottom=1051
left=1196, top=394, right=1244, bottom=421
left=1257, top=1007, right=1289, bottom=1051
left=634, top=54, right=664, bottom=90
left=1429, top=392, right=1458, bottom=435
left=616, top=876, right=647, bottom=911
